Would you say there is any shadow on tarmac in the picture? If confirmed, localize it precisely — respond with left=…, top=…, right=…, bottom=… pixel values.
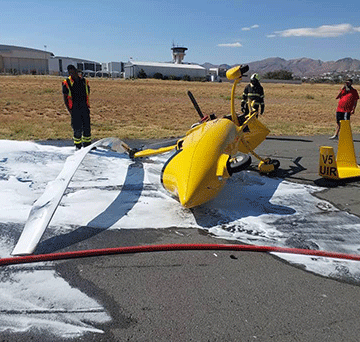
left=314, top=176, right=360, bottom=188
left=266, top=137, right=313, bottom=142
left=271, top=156, right=307, bottom=179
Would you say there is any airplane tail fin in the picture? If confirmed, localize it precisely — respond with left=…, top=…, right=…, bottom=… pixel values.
left=319, top=146, right=339, bottom=179
left=337, top=120, right=358, bottom=168
left=319, top=120, right=360, bottom=179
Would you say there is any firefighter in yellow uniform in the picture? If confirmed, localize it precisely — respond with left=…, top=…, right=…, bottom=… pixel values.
left=241, top=73, right=265, bottom=117
left=62, top=64, right=92, bottom=150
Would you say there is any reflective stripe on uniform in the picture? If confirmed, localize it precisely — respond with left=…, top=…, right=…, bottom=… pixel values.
left=73, top=137, right=82, bottom=144
left=247, top=92, right=264, bottom=98
left=63, top=76, right=90, bottom=110
left=82, top=136, right=92, bottom=143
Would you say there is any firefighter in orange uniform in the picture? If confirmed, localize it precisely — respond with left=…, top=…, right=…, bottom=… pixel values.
left=62, top=64, right=92, bottom=150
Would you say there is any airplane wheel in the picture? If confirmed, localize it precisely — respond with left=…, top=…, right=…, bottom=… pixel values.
left=227, top=154, right=252, bottom=175
left=271, top=159, right=280, bottom=170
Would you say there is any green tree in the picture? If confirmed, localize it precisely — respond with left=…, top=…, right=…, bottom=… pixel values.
left=137, top=69, right=147, bottom=79
left=153, top=72, right=163, bottom=79
left=264, top=70, right=293, bottom=80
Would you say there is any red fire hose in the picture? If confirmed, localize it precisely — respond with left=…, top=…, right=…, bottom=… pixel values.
left=1, top=243, right=360, bottom=267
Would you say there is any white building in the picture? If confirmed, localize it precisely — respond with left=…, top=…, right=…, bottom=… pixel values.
left=101, top=61, right=123, bottom=77
left=124, top=45, right=206, bottom=80
left=0, top=44, right=53, bottom=74
left=208, top=68, right=220, bottom=82
left=124, top=60, right=206, bottom=79
left=49, top=56, right=101, bottom=76
left=1, top=44, right=209, bottom=80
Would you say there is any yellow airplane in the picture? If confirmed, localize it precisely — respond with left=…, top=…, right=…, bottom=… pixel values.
left=123, top=64, right=280, bottom=208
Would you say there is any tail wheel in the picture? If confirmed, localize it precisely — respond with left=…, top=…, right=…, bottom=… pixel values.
left=227, top=154, right=252, bottom=175
left=271, top=159, right=280, bottom=170
left=258, top=159, right=280, bottom=174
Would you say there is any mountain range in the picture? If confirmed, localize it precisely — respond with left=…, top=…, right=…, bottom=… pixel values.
left=202, top=57, right=360, bottom=77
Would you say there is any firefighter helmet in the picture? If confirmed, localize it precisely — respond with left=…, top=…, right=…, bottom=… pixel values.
left=250, top=73, right=260, bottom=82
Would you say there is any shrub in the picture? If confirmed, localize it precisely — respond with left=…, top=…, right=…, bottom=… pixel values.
left=264, top=70, right=293, bottom=80
left=137, top=69, right=147, bottom=79
left=153, top=72, right=163, bottom=80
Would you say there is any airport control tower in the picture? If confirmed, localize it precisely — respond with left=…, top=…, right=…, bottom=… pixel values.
left=171, top=45, right=188, bottom=64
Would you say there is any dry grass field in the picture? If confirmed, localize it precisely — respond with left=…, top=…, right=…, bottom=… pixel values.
left=1, top=75, right=359, bottom=141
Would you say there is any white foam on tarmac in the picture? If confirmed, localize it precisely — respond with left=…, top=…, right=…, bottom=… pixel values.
left=1, top=140, right=360, bottom=337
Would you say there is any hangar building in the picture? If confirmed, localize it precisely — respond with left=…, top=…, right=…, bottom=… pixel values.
left=124, top=60, right=206, bottom=79
left=0, top=44, right=101, bottom=76
left=124, top=45, right=206, bottom=80
left=0, top=44, right=53, bottom=74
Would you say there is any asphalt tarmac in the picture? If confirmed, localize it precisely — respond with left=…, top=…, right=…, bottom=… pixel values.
left=3, top=134, right=360, bottom=342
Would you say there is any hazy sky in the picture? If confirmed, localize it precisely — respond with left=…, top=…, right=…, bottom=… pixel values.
left=1, top=0, right=359, bottom=65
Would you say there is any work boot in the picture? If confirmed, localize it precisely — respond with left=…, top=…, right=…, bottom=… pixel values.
left=329, top=135, right=338, bottom=140
left=75, top=143, right=82, bottom=150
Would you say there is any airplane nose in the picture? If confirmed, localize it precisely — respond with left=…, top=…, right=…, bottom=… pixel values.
left=178, top=176, right=203, bottom=208
left=161, top=119, right=236, bottom=208
left=165, top=150, right=229, bottom=209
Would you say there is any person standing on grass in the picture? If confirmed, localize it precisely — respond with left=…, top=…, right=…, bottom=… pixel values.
left=241, top=73, right=265, bottom=117
left=62, top=64, right=92, bottom=150
left=329, top=79, right=359, bottom=140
